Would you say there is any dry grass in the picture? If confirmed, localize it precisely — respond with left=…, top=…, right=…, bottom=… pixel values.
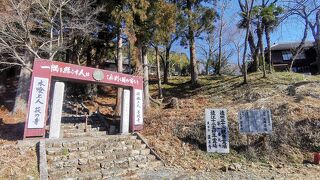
left=144, top=72, right=320, bottom=170
left=0, top=143, right=38, bottom=180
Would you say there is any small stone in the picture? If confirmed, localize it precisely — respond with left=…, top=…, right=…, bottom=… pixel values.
left=137, top=163, right=147, bottom=168
left=78, top=158, right=88, bottom=165
left=140, top=149, right=150, bottom=155
left=26, top=175, right=35, bottom=180
left=305, top=164, right=313, bottom=168
left=78, top=146, right=87, bottom=151
left=228, top=163, right=242, bottom=171
left=51, top=142, right=62, bottom=148
left=79, top=152, right=89, bottom=158
left=130, top=150, right=140, bottom=156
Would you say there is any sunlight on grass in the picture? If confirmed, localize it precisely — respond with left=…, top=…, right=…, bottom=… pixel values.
left=150, top=72, right=320, bottom=99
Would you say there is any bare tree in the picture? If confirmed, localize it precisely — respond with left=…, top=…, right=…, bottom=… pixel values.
left=0, top=0, right=101, bottom=113
left=197, top=31, right=218, bottom=75
left=230, top=29, right=245, bottom=74
left=216, top=0, right=230, bottom=75
left=285, top=0, right=320, bottom=73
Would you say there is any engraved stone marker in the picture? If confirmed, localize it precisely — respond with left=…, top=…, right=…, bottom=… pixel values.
left=49, top=82, right=65, bottom=139
left=120, top=89, right=130, bottom=134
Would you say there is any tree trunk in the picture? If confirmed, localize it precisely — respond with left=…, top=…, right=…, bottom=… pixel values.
left=187, top=0, right=198, bottom=86
left=290, top=18, right=309, bottom=71
left=13, top=53, right=33, bottom=114
left=205, top=59, right=210, bottom=75
left=265, top=27, right=272, bottom=73
left=242, top=0, right=255, bottom=84
left=155, top=46, right=163, bottom=99
left=86, top=45, right=92, bottom=67
left=189, top=33, right=198, bottom=85
left=258, top=24, right=266, bottom=78
left=237, top=47, right=243, bottom=75
left=66, top=49, right=72, bottom=63
left=217, top=11, right=224, bottom=75
left=142, top=46, right=150, bottom=110
left=133, top=41, right=143, bottom=75
left=115, top=28, right=123, bottom=116
left=163, top=47, right=170, bottom=84
left=243, top=28, right=249, bottom=84
left=85, top=45, right=97, bottom=101
left=256, top=24, right=263, bottom=73
left=128, top=40, right=132, bottom=74
left=248, top=31, right=259, bottom=72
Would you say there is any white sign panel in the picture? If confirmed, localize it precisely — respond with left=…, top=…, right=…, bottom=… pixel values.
left=205, top=109, right=229, bottom=153
left=238, top=109, right=272, bottom=134
left=134, top=89, right=143, bottom=125
left=28, top=77, right=49, bottom=128
left=120, top=89, right=130, bottom=134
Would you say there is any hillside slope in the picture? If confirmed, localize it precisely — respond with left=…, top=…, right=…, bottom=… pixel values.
left=1, top=72, right=320, bottom=179
left=144, top=72, right=320, bottom=171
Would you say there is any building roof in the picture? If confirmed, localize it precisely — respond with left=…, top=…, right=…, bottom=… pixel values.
left=271, top=41, right=314, bottom=51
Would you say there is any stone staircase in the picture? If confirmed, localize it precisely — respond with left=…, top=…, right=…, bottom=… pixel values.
left=45, top=116, right=163, bottom=179
left=61, top=115, right=108, bottom=138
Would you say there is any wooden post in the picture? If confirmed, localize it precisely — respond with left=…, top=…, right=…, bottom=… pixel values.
left=85, top=112, right=88, bottom=132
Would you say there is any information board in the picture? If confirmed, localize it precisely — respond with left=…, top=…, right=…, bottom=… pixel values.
left=205, top=109, right=229, bottom=153
left=238, top=109, right=272, bottom=134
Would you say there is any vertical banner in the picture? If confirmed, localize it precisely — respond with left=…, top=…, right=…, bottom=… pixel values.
left=238, top=109, right=272, bottom=134
left=205, top=109, right=229, bottom=153
left=134, top=89, right=143, bottom=125
left=27, top=77, right=49, bottom=128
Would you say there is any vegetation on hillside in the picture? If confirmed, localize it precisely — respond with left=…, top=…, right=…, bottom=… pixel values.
left=144, top=72, right=320, bottom=170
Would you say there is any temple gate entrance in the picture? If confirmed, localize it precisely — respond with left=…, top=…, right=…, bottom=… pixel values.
left=23, top=59, right=143, bottom=139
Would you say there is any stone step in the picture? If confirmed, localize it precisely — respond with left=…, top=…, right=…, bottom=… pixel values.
left=63, top=131, right=107, bottom=138
left=48, top=154, right=157, bottom=174
left=62, top=126, right=107, bottom=134
left=47, top=166, right=79, bottom=178
left=67, top=170, right=103, bottom=180
left=48, top=168, right=102, bottom=180
left=61, top=116, right=100, bottom=123
left=45, top=135, right=163, bottom=179
left=46, top=138, right=142, bottom=152
left=146, top=160, right=164, bottom=169
left=101, top=167, right=130, bottom=178
left=46, top=136, right=138, bottom=148
left=61, top=123, right=106, bottom=129
left=46, top=142, right=147, bottom=158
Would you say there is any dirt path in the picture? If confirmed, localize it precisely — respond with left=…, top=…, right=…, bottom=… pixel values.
left=136, top=164, right=320, bottom=180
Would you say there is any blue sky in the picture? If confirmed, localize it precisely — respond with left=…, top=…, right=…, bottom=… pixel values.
left=171, top=1, right=314, bottom=65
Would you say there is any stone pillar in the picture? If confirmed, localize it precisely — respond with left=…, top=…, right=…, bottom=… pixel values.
left=49, top=82, right=65, bottom=139
left=120, top=89, right=130, bottom=134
